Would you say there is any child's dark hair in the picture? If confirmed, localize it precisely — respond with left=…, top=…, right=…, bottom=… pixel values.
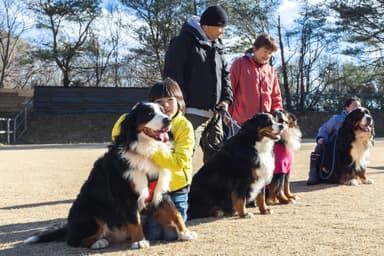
left=245, top=33, right=279, bottom=54
left=343, top=96, right=360, bottom=109
left=148, top=77, right=186, bottom=113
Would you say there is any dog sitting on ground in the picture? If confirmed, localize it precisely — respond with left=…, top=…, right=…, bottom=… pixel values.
left=266, top=110, right=302, bottom=205
left=333, top=107, right=375, bottom=185
left=24, top=102, right=196, bottom=249
left=187, top=113, right=284, bottom=219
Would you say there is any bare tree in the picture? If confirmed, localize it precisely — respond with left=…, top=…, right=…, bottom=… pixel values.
left=329, top=0, right=384, bottom=68
left=119, top=0, right=192, bottom=81
left=285, top=1, right=338, bottom=111
left=30, top=0, right=100, bottom=87
left=0, top=0, right=28, bottom=88
left=225, top=0, right=279, bottom=52
left=277, top=15, right=292, bottom=110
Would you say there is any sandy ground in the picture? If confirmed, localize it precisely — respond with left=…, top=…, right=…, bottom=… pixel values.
left=1, top=140, right=384, bottom=256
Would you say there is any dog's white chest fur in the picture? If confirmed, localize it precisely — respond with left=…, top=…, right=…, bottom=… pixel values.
left=120, top=137, right=172, bottom=210
left=351, top=132, right=373, bottom=171
left=248, top=138, right=275, bottom=201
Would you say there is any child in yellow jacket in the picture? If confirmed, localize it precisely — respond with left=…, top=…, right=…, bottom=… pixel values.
left=111, top=77, right=195, bottom=241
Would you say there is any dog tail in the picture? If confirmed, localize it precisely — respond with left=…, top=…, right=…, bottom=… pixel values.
left=24, top=222, right=67, bottom=244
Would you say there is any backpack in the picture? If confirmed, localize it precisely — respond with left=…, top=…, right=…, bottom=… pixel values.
left=199, top=110, right=241, bottom=161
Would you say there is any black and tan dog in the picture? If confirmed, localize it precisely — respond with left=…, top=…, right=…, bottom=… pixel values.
left=24, top=102, right=197, bottom=249
left=266, top=110, right=302, bottom=205
left=333, top=107, right=375, bottom=185
left=187, top=113, right=284, bottom=219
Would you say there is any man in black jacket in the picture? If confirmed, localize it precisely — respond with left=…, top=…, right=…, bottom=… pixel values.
left=164, top=5, right=233, bottom=163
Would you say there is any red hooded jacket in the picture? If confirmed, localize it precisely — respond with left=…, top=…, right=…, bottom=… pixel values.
left=229, top=55, right=283, bottom=125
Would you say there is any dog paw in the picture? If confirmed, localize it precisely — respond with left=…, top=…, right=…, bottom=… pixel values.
left=137, top=198, right=147, bottom=211
left=266, top=198, right=278, bottom=205
left=90, top=238, right=109, bottom=249
left=345, top=179, right=359, bottom=186
left=137, top=190, right=149, bottom=211
left=260, top=208, right=272, bottom=215
left=151, top=192, right=163, bottom=207
left=362, top=178, right=374, bottom=184
left=179, top=230, right=198, bottom=241
left=291, top=195, right=300, bottom=201
left=130, top=239, right=150, bottom=249
left=215, top=210, right=225, bottom=217
left=244, top=212, right=255, bottom=218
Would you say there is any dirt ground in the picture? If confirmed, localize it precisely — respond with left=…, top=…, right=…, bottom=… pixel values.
left=1, top=140, right=384, bottom=256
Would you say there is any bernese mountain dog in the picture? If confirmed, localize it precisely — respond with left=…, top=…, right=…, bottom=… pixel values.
left=333, top=107, right=375, bottom=185
left=187, top=113, right=284, bottom=219
left=24, top=102, right=196, bottom=249
left=267, top=110, right=302, bottom=205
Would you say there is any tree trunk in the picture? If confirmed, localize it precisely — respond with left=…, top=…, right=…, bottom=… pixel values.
left=277, top=16, right=292, bottom=110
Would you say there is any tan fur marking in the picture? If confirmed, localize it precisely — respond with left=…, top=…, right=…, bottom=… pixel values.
left=357, top=169, right=368, bottom=181
left=231, top=192, right=247, bottom=218
left=266, top=179, right=279, bottom=205
left=106, top=226, right=130, bottom=243
left=255, top=191, right=271, bottom=215
left=251, top=168, right=258, bottom=179
left=284, top=175, right=297, bottom=201
left=258, top=126, right=276, bottom=140
left=126, top=217, right=145, bottom=242
left=150, top=201, right=187, bottom=234
left=81, top=218, right=107, bottom=248
left=136, top=123, right=145, bottom=133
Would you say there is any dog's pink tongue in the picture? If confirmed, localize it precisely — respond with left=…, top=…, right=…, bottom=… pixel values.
left=159, top=132, right=169, bottom=143
left=360, top=125, right=371, bottom=132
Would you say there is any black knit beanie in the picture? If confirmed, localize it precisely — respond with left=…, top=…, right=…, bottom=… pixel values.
left=200, top=5, right=228, bottom=27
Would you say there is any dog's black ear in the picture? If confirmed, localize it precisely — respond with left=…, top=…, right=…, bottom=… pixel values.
left=340, top=109, right=360, bottom=138
left=369, top=111, right=375, bottom=138
left=242, top=113, right=269, bottom=132
left=272, top=109, right=283, bottom=118
left=288, top=112, right=297, bottom=122
left=115, top=104, right=142, bottom=146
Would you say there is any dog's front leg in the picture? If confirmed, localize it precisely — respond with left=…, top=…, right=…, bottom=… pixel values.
left=231, top=192, right=253, bottom=218
left=129, top=171, right=149, bottom=211
left=126, top=213, right=150, bottom=249
left=255, top=189, right=272, bottom=215
left=358, top=168, right=374, bottom=184
left=152, top=169, right=171, bottom=206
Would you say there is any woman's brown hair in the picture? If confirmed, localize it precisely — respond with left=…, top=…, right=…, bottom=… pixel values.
left=245, top=33, right=279, bottom=54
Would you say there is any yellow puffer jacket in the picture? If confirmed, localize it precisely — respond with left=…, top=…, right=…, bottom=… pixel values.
left=111, top=112, right=195, bottom=192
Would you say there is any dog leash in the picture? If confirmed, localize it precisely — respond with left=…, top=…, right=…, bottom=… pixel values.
left=318, top=135, right=337, bottom=180
left=218, top=109, right=241, bottom=139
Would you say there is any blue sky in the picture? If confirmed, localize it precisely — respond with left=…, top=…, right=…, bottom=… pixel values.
left=17, top=0, right=319, bottom=53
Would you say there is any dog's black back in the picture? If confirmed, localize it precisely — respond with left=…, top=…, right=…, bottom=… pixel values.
left=188, top=114, right=282, bottom=219
left=318, top=107, right=375, bottom=184
left=24, top=102, right=173, bottom=248
left=334, top=107, right=374, bottom=181
left=66, top=146, right=139, bottom=245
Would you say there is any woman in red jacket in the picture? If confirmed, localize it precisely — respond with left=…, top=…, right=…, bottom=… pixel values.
left=229, top=33, right=282, bottom=125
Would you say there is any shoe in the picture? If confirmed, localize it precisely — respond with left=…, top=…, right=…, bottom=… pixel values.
left=306, top=174, right=319, bottom=185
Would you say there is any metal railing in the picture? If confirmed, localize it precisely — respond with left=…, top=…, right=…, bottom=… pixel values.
left=0, top=99, right=33, bottom=144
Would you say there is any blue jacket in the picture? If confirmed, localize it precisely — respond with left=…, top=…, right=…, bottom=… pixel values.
left=316, top=110, right=348, bottom=143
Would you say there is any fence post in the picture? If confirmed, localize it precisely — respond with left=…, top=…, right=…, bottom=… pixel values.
left=25, top=107, right=28, bottom=131
left=13, top=116, right=17, bottom=144
left=6, top=118, right=11, bottom=144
